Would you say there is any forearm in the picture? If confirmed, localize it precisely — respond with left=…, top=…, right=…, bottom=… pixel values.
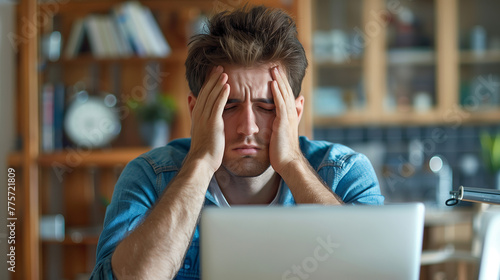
left=111, top=159, right=214, bottom=279
left=279, top=157, right=343, bottom=205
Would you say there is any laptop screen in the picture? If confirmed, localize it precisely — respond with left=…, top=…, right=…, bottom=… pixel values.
left=200, top=203, right=425, bottom=280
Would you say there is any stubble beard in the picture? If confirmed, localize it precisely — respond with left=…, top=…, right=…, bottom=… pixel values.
left=220, top=155, right=271, bottom=178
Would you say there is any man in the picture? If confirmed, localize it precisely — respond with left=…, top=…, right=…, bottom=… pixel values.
left=91, top=5, right=383, bottom=280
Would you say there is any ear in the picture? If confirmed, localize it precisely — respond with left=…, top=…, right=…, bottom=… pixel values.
left=188, top=92, right=196, bottom=119
left=295, top=95, right=304, bottom=123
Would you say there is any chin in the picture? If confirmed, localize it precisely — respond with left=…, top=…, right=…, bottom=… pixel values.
left=221, top=158, right=271, bottom=177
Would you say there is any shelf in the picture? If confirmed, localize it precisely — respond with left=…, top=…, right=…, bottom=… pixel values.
left=313, top=109, right=500, bottom=127
left=7, top=152, right=22, bottom=167
left=313, top=57, right=363, bottom=68
left=458, top=109, right=500, bottom=123
left=38, top=147, right=150, bottom=167
left=314, top=111, right=370, bottom=127
left=387, top=49, right=436, bottom=66
left=50, top=50, right=188, bottom=65
left=42, top=236, right=99, bottom=246
left=39, top=0, right=215, bottom=15
left=314, top=110, right=442, bottom=127
left=460, top=50, right=500, bottom=64
left=379, top=110, right=442, bottom=125
left=314, top=108, right=500, bottom=127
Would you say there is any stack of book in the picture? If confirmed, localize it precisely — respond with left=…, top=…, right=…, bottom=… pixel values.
left=41, top=83, right=66, bottom=152
left=64, top=1, right=171, bottom=58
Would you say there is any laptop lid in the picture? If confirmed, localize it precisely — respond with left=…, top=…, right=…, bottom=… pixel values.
left=200, top=203, right=425, bottom=280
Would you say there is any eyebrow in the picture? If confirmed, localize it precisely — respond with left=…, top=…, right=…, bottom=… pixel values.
left=226, top=98, right=274, bottom=104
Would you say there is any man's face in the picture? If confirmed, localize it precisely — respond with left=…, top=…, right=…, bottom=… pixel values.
left=219, top=64, right=278, bottom=177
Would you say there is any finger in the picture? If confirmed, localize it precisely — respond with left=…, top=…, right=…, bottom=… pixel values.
left=204, top=73, right=229, bottom=118
left=211, top=84, right=231, bottom=120
left=271, top=80, right=286, bottom=118
left=195, top=66, right=224, bottom=114
left=277, top=66, right=294, bottom=97
left=271, top=67, right=295, bottom=111
left=273, top=67, right=297, bottom=117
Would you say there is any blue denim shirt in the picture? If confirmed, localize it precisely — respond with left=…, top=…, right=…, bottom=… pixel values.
left=90, top=136, right=384, bottom=279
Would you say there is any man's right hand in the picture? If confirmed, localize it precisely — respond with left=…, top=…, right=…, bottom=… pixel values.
left=111, top=67, right=231, bottom=280
left=186, top=65, right=230, bottom=174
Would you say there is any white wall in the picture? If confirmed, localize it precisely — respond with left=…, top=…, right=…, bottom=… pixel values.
left=0, top=1, right=17, bottom=279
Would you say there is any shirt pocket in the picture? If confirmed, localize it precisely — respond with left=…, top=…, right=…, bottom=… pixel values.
left=175, top=239, right=200, bottom=279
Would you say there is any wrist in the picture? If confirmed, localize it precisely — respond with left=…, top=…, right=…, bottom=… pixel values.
left=182, top=153, right=219, bottom=177
left=275, top=154, right=308, bottom=179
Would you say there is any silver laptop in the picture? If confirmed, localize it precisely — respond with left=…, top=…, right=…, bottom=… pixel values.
left=200, top=203, right=425, bottom=280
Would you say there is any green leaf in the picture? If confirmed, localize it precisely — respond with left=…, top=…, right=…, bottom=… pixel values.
left=126, top=93, right=177, bottom=123
left=480, top=131, right=494, bottom=172
left=492, top=133, right=500, bottom=172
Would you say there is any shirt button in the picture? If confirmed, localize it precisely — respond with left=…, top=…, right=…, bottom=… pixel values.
left=184, top=258, right=191, bottom=270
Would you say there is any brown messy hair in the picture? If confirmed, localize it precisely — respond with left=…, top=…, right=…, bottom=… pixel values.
left=185, top=5, right=308, bottom=98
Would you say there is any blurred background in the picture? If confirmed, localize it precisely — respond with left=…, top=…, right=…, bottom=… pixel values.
left=2, top=0, right=500, bottom=279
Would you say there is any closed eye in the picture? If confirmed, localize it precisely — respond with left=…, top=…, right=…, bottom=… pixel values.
left=258, top=106, right=275, bottom=112
left=224, top=105, right=237, bottom=111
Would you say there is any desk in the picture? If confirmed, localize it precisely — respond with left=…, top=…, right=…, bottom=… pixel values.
left=425, top=208, right=473, bottom=226
left=421, top=207, right=478, bottom=280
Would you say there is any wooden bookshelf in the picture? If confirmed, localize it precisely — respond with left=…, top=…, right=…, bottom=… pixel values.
left=13, top=1, right=312, bottom=279
left=311, top=0, right=500, bottom=129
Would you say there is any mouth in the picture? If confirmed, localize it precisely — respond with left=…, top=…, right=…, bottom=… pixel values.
left=232, top=145, right=261, bottom=156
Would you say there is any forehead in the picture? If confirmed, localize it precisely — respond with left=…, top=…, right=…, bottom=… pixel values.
left=223, top=63, right=279, bottom=98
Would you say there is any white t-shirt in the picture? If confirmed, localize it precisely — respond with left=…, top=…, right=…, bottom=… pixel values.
left=208, top=177, right=282, bottom=207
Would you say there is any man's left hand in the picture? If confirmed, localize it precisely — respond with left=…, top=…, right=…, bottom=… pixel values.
left=269, top=66, right=304, bottom=175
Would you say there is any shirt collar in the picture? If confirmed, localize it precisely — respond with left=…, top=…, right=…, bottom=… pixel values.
left=206, top=176, right=287, bottom=207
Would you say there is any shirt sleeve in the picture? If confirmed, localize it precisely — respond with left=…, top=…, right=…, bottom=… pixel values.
left=321, top=152, right=385, bottom=205
left=90, top=256, right=115, bottom=280
left=90, top=157, right=160, bottom=279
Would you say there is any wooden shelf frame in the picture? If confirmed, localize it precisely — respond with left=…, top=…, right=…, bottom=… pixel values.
left=42, top=235, right=100, bottom=246
left=13, top=1, right=313, bottom=279
left=39, top=0, right=218, bottom=15
left=38, top=147, right=150, bottom=167
left=311, top=0, right=500, bottom=128
left=51, top=50, right=188, bottom=65
left=459, top=50, right=500, bottom=64
left=18, top=0, right=40, bottom=278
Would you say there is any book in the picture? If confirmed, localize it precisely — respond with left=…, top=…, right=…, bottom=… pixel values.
left=53, top=83, right=65, bottom=149
left=64, top=18, right=85, bottom=58
left=111, top=7, right=135, bottom=56
left=142, top=6, right=171, bottom=57
left=112, top=4, right=147, bottom=56
left=63, top=1, right=171, bottom=58
left=42, top=83, right=55, bottom=152
left=84, top=15, right=107, bottom=58
left=126, top=1, right=157, bottom=56
left=122, top=2, right=153, bottom=56
left=96, top=16, right=113, bottom=57
left=106, top=16, right=133, bottom=57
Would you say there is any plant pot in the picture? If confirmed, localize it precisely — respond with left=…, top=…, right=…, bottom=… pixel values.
left=139, top=120, right=170, bottom=148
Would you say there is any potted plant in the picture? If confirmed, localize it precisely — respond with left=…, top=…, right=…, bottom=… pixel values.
left=480, top=130, right=500, bottom=190
left=127, top=93, right=177, bottom=148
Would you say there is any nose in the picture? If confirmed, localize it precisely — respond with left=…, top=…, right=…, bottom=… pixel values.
left=236, top=104, right=259, bottom=136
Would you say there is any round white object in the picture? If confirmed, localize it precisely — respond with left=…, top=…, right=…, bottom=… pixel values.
left=64, top=96, right=121, bottom=147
